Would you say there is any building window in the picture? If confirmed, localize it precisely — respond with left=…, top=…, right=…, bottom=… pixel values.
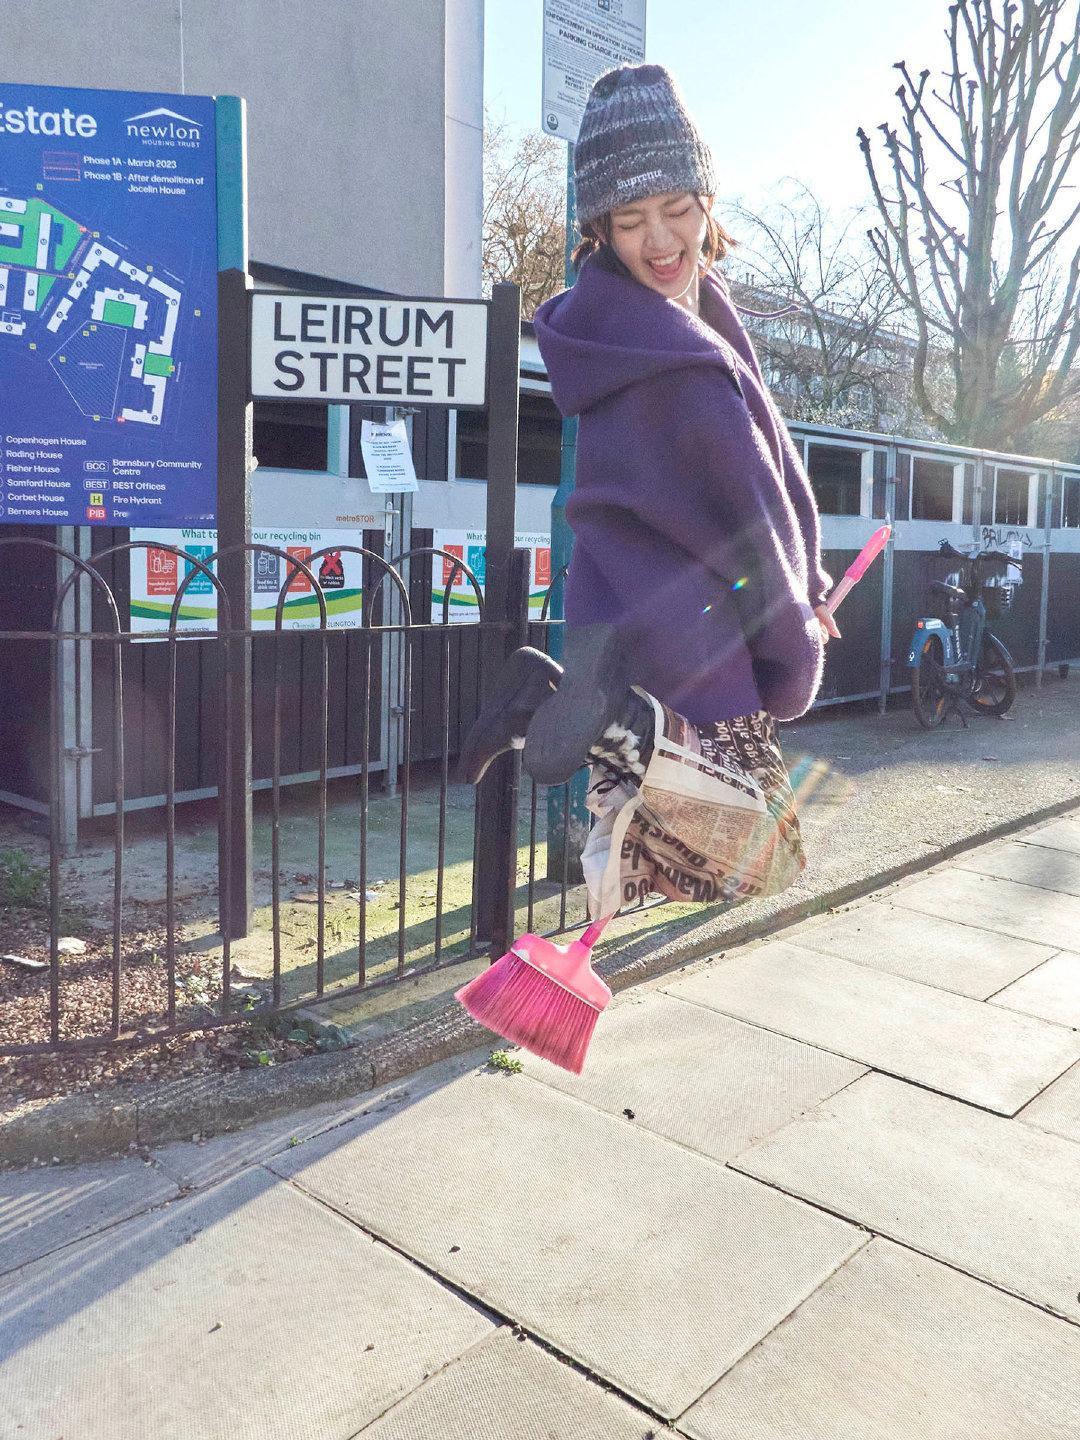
left=453, top=392, right=562, bottom=485
left=994, top=467, right=1030, bottom=525
left=806, top=443, right=862, bottom=516
left=517, top=392, right=561, bottom=485
left=1063, top=476, right=1080, bottom=528
left=253, top=402, right=329, bottom=471
left=455, top=407, right=488, bottom=480
left=910, top=456, right=955, bottom=521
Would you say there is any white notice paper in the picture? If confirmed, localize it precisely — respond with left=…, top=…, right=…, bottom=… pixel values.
left=360, top=419, right=418, bottom=494
left=1007, top=536, right=1024, bottom=586
left=542, top=0, right=647, bottom=142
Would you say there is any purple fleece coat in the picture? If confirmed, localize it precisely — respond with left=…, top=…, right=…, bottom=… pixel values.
left=532, top=256, right=831, bottom=724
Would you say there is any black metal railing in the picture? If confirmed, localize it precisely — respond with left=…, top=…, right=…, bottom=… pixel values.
left=1, top=537, right=584, bottom=1057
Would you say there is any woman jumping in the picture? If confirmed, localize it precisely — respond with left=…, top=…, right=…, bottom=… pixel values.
left=461, top=62, right=839, bottom=921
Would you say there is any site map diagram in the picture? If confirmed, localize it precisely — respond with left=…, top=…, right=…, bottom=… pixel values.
left=0, top=84, right=218, bottom=528
left=0, top=191, right=183, bottom=430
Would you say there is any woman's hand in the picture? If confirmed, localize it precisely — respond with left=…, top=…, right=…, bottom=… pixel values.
left=814, top=603, right=841, bottom=644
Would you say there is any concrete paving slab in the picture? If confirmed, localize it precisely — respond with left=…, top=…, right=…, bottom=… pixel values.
left=150, top=1089, right=412, bottom=1190
left=682, top=1238, right=1080, bottom=1440
left=147, top=1050, right=496, bottom=1192
left=0, top=1154, right=177, bottom=1276
left=731, top=1071, right=1080, bottom=1322
left=791, top=899, right=1056, bottom=998
left=359, top=1327, right=678, bottom=1438
left=990, top=950, right=1080, bottom=1028
left=267, top=1069, right=864, bottom=1419
left=0, top=1166, right=493, bottom=1440
left=1015, top=816, right=1080, bottom=856
left=663, top=940, right=1080, bottom=1114
left=1018, top=1060, right=1080, bottom=1146
left=958, top=838, right=1080, bottom=897
left=894, top=866, right=1080, bottom=951
left=517, top=989, right=865, bottom=1164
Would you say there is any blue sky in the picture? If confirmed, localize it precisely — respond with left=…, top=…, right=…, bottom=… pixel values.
left=484, top=0, right=959, bottom=217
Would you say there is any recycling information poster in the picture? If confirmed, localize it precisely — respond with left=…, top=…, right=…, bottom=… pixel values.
left=130, top=528, right=366, bottom=635
left=0, top=83, right=218, bottom=527
left=432, top=529, right=552, bottom=624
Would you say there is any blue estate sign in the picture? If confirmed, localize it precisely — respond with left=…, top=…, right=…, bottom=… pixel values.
left=0, top=83, right=218, bottom=527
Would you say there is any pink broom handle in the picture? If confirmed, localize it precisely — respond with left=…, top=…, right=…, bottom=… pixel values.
left=579, top=915, right=615, bottom=949
left=824, top=522, right=892, bottom=614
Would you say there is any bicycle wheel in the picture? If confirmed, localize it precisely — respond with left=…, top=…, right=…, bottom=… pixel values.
left=967, top=631, right=1017, bottom=716
left=911, top=633, right=948, bottom=728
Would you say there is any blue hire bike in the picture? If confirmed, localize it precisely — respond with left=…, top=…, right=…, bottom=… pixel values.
left=907, top=539, right=1019, bottom=729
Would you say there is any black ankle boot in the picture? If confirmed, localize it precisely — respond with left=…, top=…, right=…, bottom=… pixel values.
left=458, top=646, right=563, bottom=784
left=523, top=623, right=631, bottom=786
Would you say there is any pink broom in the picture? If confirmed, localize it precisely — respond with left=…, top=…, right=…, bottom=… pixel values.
left=455, top=916, right=614, bottom=1073
left=824, top=522, right=892, bottom=613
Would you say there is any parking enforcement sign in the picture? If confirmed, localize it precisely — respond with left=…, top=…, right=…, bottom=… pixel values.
left=542, top=0, right=647, bottom=142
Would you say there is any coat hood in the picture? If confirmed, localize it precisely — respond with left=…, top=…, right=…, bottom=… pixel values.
left=532, top=256, right=741, bottom=418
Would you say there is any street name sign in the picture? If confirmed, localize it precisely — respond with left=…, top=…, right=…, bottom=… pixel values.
left=0, top=82, right=219, bottom=527
left=542, top=0, right=647, bottom=142
left=250, top=293, right=489, bottom=407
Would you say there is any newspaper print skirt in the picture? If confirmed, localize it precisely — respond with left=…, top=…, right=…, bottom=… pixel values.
left=580, top=689, right=806, bottom=919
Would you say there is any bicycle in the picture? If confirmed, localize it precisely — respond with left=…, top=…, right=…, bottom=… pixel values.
left=906, top=539, right=1019, bottom=729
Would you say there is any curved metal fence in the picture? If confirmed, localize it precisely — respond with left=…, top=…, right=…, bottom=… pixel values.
left=0, top=536, right=543, bottom=1057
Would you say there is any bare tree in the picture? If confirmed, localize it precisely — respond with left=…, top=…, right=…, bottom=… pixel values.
left=725, top=182, right=927, bottom=431
left=858, top=0, right=1080, bottom=450
left=482, top=112, right=566, bottom=318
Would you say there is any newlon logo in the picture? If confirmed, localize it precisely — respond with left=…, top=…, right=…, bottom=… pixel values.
left=125, top=107, right=202, bottom=148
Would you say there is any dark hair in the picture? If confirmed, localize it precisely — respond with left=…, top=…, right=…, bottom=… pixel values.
left=571, top=194, right=736, bottom=276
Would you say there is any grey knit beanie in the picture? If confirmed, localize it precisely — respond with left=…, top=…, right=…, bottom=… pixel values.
left=574, top=64, right=716, bottom=227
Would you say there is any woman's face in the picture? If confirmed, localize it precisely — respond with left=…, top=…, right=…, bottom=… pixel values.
left=607, top=191, right=711, bottom=299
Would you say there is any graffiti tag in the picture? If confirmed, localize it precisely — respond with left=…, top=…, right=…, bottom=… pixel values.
left=980, top=525, right=1033, bottom=549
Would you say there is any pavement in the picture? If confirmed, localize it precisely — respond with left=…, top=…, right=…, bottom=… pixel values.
left=3, top=811, right=1079, bottom=1437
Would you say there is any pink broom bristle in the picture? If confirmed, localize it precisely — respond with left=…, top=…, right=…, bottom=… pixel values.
left=456, top=951, right=601, bottom=1074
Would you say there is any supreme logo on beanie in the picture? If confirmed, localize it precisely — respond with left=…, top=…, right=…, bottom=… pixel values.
left=574, top=63, right=716, bottom=227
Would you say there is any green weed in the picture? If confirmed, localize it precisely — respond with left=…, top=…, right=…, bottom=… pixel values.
left=487, top=1049, right=523, bottom=1074
left=0, top=849, right=48, bottom=909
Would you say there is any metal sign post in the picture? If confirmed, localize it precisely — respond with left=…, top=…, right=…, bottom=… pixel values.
left=215, top=94, right=253, bottom=939
left=541, top=0, right=646, bottom=881
left=545, top=147, right=591, bottom=883
left=474, top=283, right=522, bottom=956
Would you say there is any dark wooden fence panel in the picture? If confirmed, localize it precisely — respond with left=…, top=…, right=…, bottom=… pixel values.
left=818, top=546, right=882, bottom=700
left=0, top=525, right=56, bottom=803
left=1048, top=552, right=1080, bottom=665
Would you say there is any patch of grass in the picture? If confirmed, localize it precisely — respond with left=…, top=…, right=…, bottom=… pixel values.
left=486, top=1048, right=523, bottom=1074
left=0, top=849, right=48, bottom=910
